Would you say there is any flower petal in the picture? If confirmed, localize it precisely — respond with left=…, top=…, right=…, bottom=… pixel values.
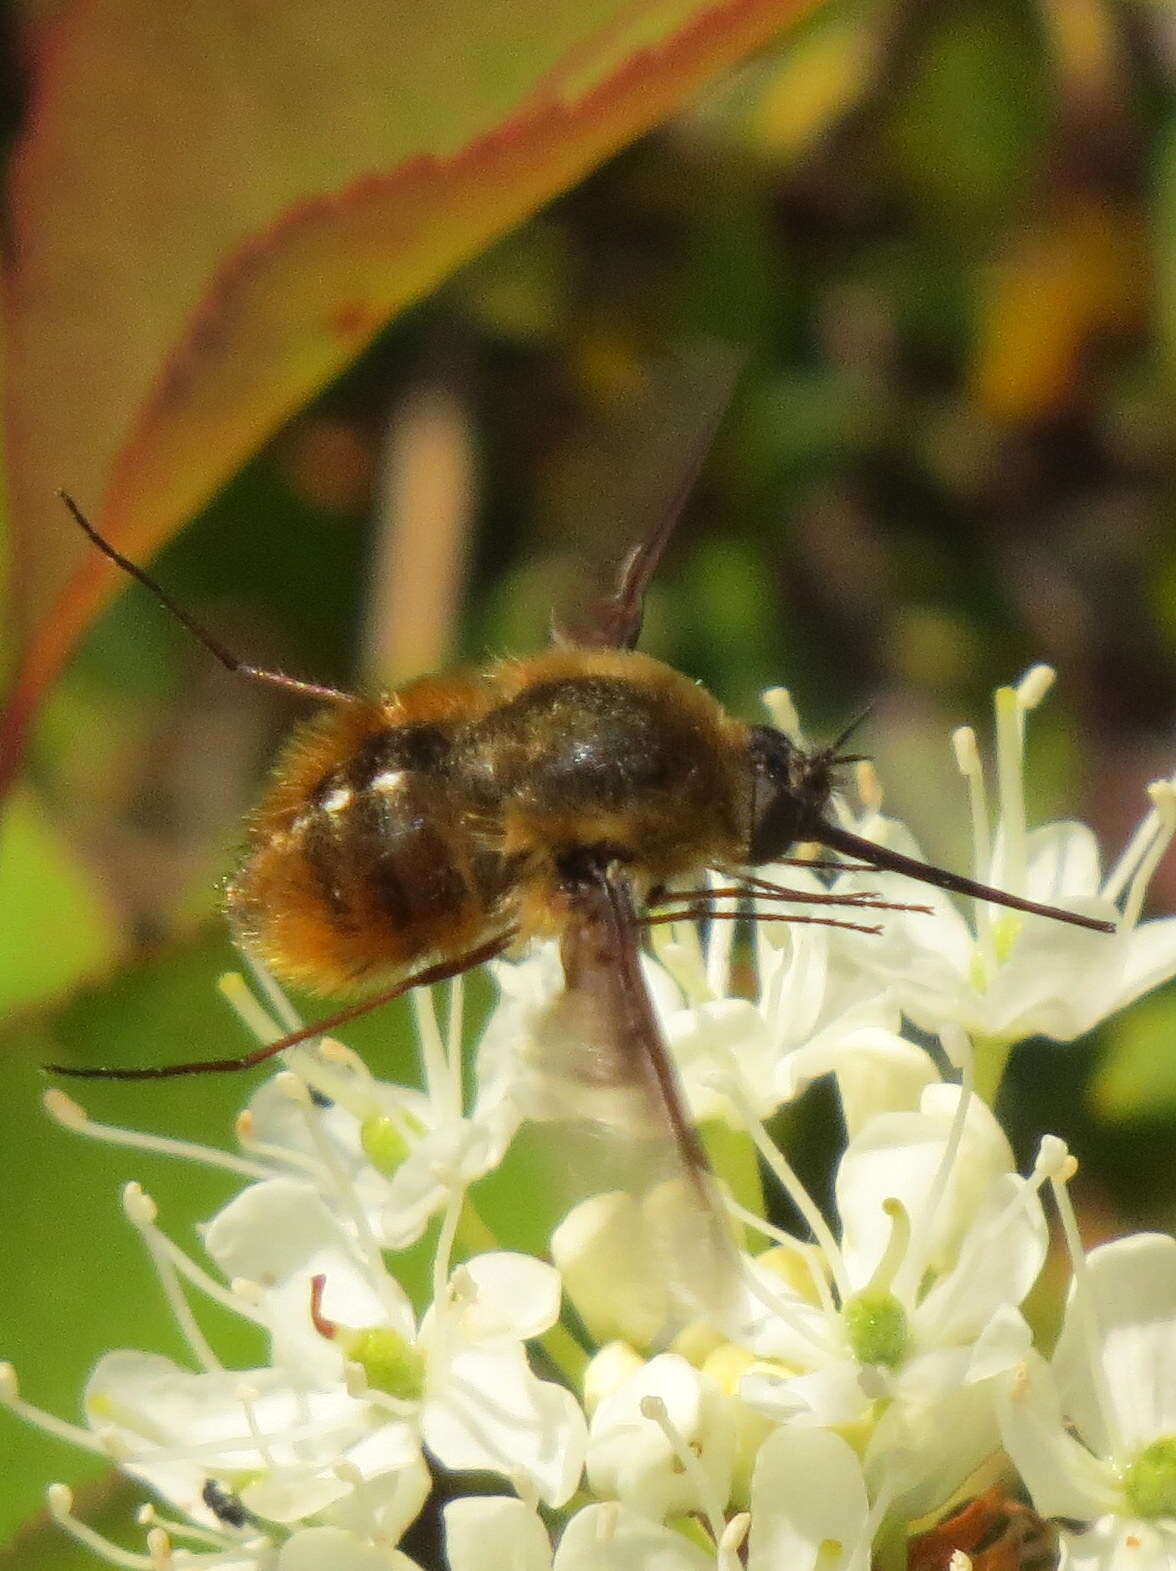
left=278, top=1526, right=422, bottom=1571
left=747, top=1426, right=869, bottom=1571
left=84, top=1352, right=383, bottom=1523
left=996, top=1349, right=1118, bottom=1521
left=837, top=1087, right=1013, bottom=1292
left=451, top=1253, right=563, bottom=1343
left=444, top=1496, right=553, bottom=1571
left=1059, top=1516, right=1176, bottom=1571
left=555, top=1502, right=714, bottom=1571
left=552, top=1192, right=671, bottom=1349
left=422, top=1343, right=586, bottom=1507
left=586, top=1353, right=735, bottom=1522
left=1117, top=918, right=1176, bottom=1014
left=914, top=1173, right=1046, bottom=1347
left=1054, top=1233, right=1176, bottom=1452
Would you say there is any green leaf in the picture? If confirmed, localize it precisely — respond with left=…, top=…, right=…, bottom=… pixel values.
left=0, top=786, right=119, bottom=1020
left=1091, top=990, right=1176, bottom=1121
left=2, top=0, right=823, bottom=790
left=0, top=934, right=266, bottom=1547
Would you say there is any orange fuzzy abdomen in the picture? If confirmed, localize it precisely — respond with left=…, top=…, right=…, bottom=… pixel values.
left=226, top=678, right=504, bottom=995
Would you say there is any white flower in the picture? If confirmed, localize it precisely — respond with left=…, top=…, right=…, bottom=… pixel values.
left=11, top=663, right=1176, bottom=1571
left=36, top=1478, right=427, bottom=1571
left=445, top=1495, right=723, bottom=1570
left=826, top=668, right=1176, bottom=1054
left=442, top=1427, right=873, bottom=1571
left=608, top=860, right=928, bottom=1138
left=746, top=1426, right=872, bottom=1571
left=998, top=1233, right=1176, bottom=1571
left=277, top=1526, right=423, bottom=1570
left=586, top=1353, right=737, bottom=1522
left=734, top=1082, right=1047, bottom=1517
left=203, top=1176, right=587, bottom=1508
left=85, top=1346, right=430, bottom=1531
left=232, top=973, right=520, bottom=1250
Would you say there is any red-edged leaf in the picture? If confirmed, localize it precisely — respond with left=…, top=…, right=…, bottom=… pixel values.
left=1, top=0, right=821, bottom=791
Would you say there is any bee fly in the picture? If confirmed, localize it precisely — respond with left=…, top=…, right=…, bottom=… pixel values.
left=50, top=447, right=1113, bottom=1314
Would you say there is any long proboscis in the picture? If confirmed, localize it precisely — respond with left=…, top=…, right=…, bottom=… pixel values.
left=44, top=933, right=514, bottom=1081
left=814, top=820, right=1116, bottom=935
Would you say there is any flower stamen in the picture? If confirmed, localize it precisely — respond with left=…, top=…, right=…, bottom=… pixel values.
left=122, top=1183, right=224, bottom=1371
left=46, top=1483, right=158, bottom=1569
left=1040, top=1136, right=1127, bottom=1469
left=724, top=1075, right=851, bottom=1300
left=42, top=1090, right=272, bottom=1184
left=895, top=1079, right=973, bottom=1303
left=0, top=1365, right=104, bottom=1453
left=1101, top=773, right=1176, bottom=906
left=1120, top=782, right=1176, bottom=933
left=412, top=985, right=462, bottom=1123
left=639, top=1393, right=727, bottom=1548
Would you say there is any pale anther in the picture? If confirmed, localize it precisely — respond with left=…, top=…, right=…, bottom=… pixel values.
left=46, top=1481, right=73, bottom=1516
left=146, top=1525, right=173, bottom=1569
left=122, top=1182, right=158, bottom=1226
left=218, top=971, right=282, bottom=1044
left=1034, top=1134, right=1071, bottom=1181
left=43, top=1088, right=88, bottom=1130
left=275, top=1071, right=313, bottom=1105
left=952, top=725, right=980, bottom=775
left=763, top=686, right=801, bottom=738
left=722, top=1513, right=750, bottom=1553
left=939, top=1023, right=971, bottom=1072
left=855, top=759, right=884, bottom=813
left=1016, top=664, right=1055, bottom=709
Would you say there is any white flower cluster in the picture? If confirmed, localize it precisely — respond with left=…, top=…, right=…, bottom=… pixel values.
left=6, top=667, right=1176, bottom=1571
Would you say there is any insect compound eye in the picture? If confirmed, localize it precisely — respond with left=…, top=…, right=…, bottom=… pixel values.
left=745, top=725, right=829, bottom=865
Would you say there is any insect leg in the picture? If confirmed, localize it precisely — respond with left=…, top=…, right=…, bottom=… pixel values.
left=44, top=931, right=515, bottom=1080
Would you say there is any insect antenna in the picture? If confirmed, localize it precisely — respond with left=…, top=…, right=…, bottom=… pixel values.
left=43, top=931, right=515, bottom=1081
left=59, top=492, right=356, bottom=706
left=828, top=704, right=873, bottom=758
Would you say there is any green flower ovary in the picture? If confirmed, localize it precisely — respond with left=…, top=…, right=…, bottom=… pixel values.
left=360, top=1111, right=424, bottom=1175
left=1124, top=1436, right=1176, bottom=1517
left=340, top=1326, right=426, bottom=1401
left=841, top=1289, right=910, bottom=1369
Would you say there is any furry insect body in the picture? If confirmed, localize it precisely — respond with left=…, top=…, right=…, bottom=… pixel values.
left=53, top=452, right=1113, bottom=1099
left=227, top=647, right=758, bottom=995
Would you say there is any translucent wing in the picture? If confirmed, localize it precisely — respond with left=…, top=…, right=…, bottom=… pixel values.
left=515, top=859, right=737, bottom=1337
left=556, top=342, right=745, bottom=652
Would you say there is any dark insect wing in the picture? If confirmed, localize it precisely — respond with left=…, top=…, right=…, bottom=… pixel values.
left=520, top=860, right=738, bottom=1329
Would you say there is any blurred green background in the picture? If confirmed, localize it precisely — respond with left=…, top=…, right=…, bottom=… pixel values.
left=4, top=0, right=1176, bottom=1562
